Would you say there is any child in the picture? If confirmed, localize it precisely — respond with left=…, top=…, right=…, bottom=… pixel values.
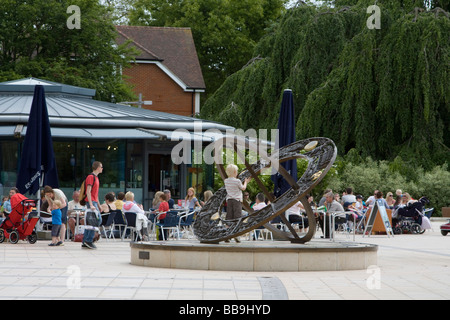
left=49, top=200, right=63, bottom=246
left=224, top=164, right=251, bottom=243
left=157, top=193, right=170, bottom=240
left=157, top=193, right=169, bottom=220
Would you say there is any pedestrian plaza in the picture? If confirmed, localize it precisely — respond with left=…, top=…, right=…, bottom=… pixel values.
left=0, top=219, right=448, bottom=300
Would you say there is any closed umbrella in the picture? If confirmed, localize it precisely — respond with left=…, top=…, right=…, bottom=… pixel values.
left=16, top=85, right=59, bottom=196
left=272, top=89, right=297, bottom=197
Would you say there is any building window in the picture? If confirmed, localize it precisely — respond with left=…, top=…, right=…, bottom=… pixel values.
left=0, top=140, right=19, bottom=196
left=53, top=139, right=143, bottom=204
left=126, top=141, right=144, bottom=204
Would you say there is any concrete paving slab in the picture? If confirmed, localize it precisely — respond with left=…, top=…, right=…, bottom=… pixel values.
left=0, top=220, right=448, bottom=300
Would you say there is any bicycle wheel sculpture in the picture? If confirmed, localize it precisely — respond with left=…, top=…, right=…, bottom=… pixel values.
left=193, top=136, right=337, bottom=244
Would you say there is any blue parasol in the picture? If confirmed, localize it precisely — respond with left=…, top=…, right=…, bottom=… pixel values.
left=16, top=85, right=59, bottom=195
left=272, top=89, right=297, bottom=197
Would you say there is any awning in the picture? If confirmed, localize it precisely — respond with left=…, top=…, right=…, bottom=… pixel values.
left=0, top=126, right=162, bottom=140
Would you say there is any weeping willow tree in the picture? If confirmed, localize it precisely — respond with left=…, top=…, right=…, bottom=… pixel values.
left=298, top=0, right=449, bottom=168
left=201, top=0, right=449, bottom=168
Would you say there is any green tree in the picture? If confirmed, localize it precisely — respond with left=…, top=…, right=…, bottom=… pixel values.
left=125, top=0, right=288, bottom=95
left=0, top=0, right=138, bottom=102
left=201, top=0, right=449, bottom=168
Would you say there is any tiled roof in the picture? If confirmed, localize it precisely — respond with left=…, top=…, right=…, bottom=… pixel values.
left=116, top=26, right=206, bottom=89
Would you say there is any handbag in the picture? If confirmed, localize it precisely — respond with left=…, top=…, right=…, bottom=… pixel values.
left=86, top=210, right=101, bottom=227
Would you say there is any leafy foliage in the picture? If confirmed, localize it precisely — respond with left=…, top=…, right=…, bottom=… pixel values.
left=325, top=155, right=450, bottom=216
left=0, top=0, right=138, bottom=102
left=201, top=0, right=449, bottom=210
left=125, top=0, right=288, bottom=95
left=201, top=0, right=449, bottom=169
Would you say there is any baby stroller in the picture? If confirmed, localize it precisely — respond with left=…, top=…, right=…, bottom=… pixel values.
left=393, top=197, right=429, bottom=235
left=0, top=193, right=39, bottom=244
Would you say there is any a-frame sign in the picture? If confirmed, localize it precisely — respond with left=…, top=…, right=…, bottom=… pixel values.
left=363, top=199, right=394, bottom=237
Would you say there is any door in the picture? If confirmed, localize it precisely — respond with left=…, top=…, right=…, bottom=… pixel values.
left=148, top=154, right=181, bottom=204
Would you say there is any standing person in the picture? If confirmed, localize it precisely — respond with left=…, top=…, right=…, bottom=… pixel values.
left=48, top=200, right=62, bottom=246
left=44, top=185, right=68, bottom=243
left=224, top=164, right=251, bottom=243
left=2, top=187, right=19, bottom=214
left=82, top=161, right=103, bottom=249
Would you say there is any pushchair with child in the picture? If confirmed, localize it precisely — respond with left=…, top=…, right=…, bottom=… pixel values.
left=0, top=193, right=39, bottom=244
left=392, top=197, right=430, bottom=235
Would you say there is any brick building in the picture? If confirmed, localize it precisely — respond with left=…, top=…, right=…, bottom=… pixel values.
left=116, top=26, right=206, bottom=117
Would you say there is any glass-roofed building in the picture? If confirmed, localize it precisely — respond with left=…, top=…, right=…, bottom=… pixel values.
left=0, top=78, right=234, bottom=208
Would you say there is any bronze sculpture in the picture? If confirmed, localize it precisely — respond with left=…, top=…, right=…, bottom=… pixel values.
left=193, top=136, right=337, bottom=244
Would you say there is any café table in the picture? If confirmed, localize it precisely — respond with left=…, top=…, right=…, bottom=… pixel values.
left=68, top=208, right=85, bottom=238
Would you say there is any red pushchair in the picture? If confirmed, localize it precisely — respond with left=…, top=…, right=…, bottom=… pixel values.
left=0, top=193, right=39, bottom=244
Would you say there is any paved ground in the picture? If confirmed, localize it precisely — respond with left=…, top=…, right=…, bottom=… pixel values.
left=0, top=219, right=448, bottom=300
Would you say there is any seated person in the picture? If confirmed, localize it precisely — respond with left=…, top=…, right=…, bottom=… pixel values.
left=156, top=193, right=170, bottom=240
left=285, top=201, right=309, bottom=232
left=68, top=190, right=85, bottom=214
left=68, top=192, right=116, bottom=238
left=252, top=193, right=267, bottom=211
left=123, top=191, right=149, bottom=238
left=341, top=187, right=357, bottom=210
left=114, top=192, right=125, bottom=211
left=318, top=192, right=344, bottom=238
left=100, top=192, right=118, bottom=213
left=374, top=191, right=389, bottom=208
left=156, top=193, right=169, bottom=219
left=250, top=193, right=268, bottom=239
left=163, top=189, right=175, bottom=209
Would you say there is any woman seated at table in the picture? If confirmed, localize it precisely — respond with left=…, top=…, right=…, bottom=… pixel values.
left=123, top=191, right=149, bottom=239
left=285, top=201, right=309, bottom=233
left=99, top=192, right=119, bottom=222
left=100, top=192, right=117, bottom=212
left=185, top=187, right=202, bottom=210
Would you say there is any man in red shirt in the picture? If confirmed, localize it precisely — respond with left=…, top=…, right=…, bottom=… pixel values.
left=83, top=161, right=103, bottom=249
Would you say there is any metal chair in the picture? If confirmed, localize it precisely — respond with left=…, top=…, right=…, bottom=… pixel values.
left=148, top=212, right=158, bottom=240
left=178, top=210, right=195, bottom=239
left=113, top=211, right=127, bottom=240
left=155, top=211, right=180, bottom=241
left=101, top=211, right=117, bottom=241
left=123, top=212, right=140, bottom=242
left=330, top=211, right=355, bottom=241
